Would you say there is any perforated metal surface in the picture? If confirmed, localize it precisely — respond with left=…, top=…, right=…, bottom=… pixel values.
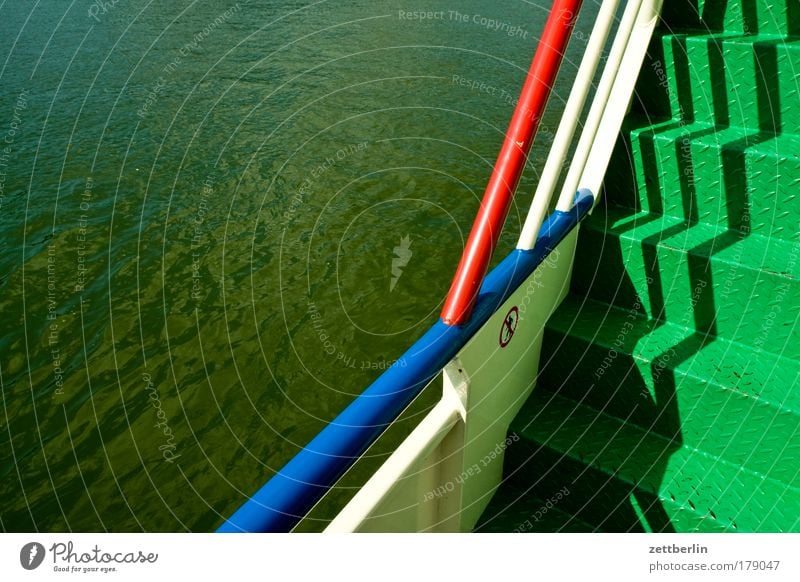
left=479, top=0, right=800, bottom=532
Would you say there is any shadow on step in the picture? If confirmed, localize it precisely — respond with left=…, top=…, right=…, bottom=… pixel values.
left=479, top=2, right=798, bottom=533
left=790, top=1, right=800, bottom=36
left=479, top=260, right=725, bottom=531
left=659, top=0, right=760, bottom=34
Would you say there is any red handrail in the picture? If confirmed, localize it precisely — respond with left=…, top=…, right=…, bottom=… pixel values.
left=441, top=0, right=583, bottom=325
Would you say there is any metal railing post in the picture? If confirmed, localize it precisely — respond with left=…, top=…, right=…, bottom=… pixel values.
left=440, top=0, right=584, bottom=326
left=516, top=0, right=622, bottom=250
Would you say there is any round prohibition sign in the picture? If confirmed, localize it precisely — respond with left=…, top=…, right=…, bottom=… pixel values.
left=499, top=306, right=519, bottom=348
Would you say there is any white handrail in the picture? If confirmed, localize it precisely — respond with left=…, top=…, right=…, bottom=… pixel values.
left=315, top=0, right=665, bottom=534
left=576, top=0, right=663, bottom=197
left=517, top=0, right=664, bottom=250
left=554, top=0, right=648, bottom=211
left=517, top=0, right=622, bottom=250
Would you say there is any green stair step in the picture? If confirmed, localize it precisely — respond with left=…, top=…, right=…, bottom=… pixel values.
left=661, top=1, right=799, bottom=38
left=474, top=484, right=596, bottom=532
left=662, top=33, right=800, bottom=134
left=538, top=294, right=800, bottom=481
left=629, top=39, right=674, bottom=121
left=484, top=0, right=800, bottom=535
left=571, top=206, right=800, bottom=358
left=498, top=432, right=733, bottom=533
left=506, top=391, right=800, bottom=532
left=607, top=118, right=800, bottom=240
left=604, top=125, right=647, bottom=212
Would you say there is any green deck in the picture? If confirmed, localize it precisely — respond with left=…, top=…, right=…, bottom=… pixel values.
left=477, top=0, right=800, bottom=532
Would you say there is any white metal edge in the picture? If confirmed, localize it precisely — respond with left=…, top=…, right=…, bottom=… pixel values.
left=578, top=0, right=664, bottom=195
left=318, top=0, right=666, bottom=533
left=555, top=0, right=647, bottom=211
left=323, top=372, right=466, bottom=532
left=517, top=0, right=622, bottom=250
left=322, top=230, right=578, bottom=533
left=451, top=230, right=578, bottom=531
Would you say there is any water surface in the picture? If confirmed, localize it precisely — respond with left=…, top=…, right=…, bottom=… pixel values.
left=0, top=0, right=596, bottom=531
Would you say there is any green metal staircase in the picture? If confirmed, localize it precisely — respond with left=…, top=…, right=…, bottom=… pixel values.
left=477, top=0, right=800, bottom=532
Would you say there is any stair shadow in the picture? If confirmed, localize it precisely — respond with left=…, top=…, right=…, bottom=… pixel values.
left=536, top=22, right=792, bottom=531
left=596, top=27, right=789, bottom=531
left=789, top=0, right=800, bottom=36
left=627, top=28, right=786, bottom=325
left=659, top=1, right=703, bottom=32
left=478, top=315, right=690, bottom=532
left=480, top=4, right=792, bottom=533
left=491, top=222, right=726, bottom=532
left=660, top=0, right=760, bottom=34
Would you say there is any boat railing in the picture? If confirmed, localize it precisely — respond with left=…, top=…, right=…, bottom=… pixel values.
left=217, top=0, right=663, bottom=533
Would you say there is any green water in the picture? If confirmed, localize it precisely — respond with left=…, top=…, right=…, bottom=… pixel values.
left=0, top=0, right=596, bottom=531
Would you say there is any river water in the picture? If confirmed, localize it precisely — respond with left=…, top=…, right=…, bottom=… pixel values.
left=0, top=0, right=596, bottom=531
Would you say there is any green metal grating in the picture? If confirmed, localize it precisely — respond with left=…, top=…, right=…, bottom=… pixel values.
left=479, top=0, right=800, bottom=532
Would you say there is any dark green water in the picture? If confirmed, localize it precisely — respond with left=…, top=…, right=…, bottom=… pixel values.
left=0, top=0, right=596, bottom=531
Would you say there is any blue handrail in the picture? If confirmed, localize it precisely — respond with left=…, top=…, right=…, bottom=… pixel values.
left=217, top=189, right=594, bottom=533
